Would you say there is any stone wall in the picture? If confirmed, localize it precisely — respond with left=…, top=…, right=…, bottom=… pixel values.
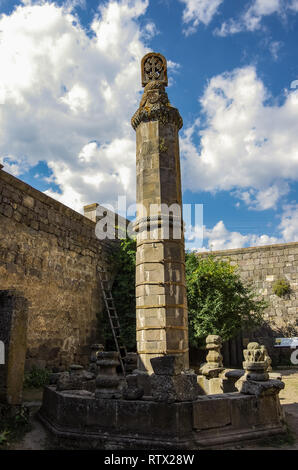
left=0, top=167, right=116, bottom=369
left=196, top=242, right=298, bottom=364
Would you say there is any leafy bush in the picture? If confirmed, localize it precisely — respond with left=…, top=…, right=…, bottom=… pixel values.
left=108, top=238, right=137, bottom=351
left=23, top=366, right=51, bottom=389
left=273, top=278, right=291, bottom=297
left=0, top=430, right=10, bottom=445
left=0, top=405, right=31, bottom=447
left=185, top=253, right=267, bottom=348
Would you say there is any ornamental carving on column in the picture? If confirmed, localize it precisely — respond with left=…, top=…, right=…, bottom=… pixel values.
left=131, top=52, right=182, bottom=130
left=141, top=52, right=168, bottom=87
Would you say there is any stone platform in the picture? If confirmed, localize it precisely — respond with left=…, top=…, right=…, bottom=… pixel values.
left=38, top=386, right=286, bottom=450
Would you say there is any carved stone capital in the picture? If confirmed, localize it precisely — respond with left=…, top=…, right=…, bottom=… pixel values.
left=131, top=81, right=183, bottom=130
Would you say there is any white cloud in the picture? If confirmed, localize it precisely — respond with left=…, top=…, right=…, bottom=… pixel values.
left=217, top=0, right=298, bottom=36
left=269, top=40, right=283, bottom=60
left=179, top=0, right=223, bottom=35
left=200, top=220, right=279, bottom=251
left=45, top=137, right=136, bottom=209
left=217, top=0, right=281, bottom=35
left=291, top=0, right=298, bottom=11
left=189, top=200, right=298, bottom=251
left=181, top=66, right=298, bottom=210
left=233, top=181, right=289, bottom=211
left=0, top=0, right=153, bottom=211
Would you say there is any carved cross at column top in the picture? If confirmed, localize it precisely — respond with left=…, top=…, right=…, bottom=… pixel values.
left=141, top=52, right=168, bottom=87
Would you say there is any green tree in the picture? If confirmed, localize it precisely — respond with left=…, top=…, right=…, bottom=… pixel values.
left=106, top=245, right=267, bottom=353
left=185, top=253, right=267, bottom=348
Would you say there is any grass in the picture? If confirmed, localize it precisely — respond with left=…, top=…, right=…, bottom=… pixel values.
left=257, top=425, right=296, bottom=448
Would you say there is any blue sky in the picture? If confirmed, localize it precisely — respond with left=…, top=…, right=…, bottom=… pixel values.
left=0, top=0, right=297, bottom=250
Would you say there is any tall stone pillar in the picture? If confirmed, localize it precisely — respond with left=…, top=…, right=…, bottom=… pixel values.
left=131, top=53, right=189, bottom=373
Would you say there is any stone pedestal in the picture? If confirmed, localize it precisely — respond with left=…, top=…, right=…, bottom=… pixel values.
left=122, top=374, right=144, bottom=400
left=199, top=335, right=224, bottom=378
left=39, top=385, right=287, bottom=450
left=56, top=364, right=95, bottom=392
left=95, top=351, right=124, bottom=399
left=150, top=355, right=199, bottom=403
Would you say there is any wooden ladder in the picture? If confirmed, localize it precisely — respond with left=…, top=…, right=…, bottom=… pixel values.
left=98, top=269, right=127, bottom=377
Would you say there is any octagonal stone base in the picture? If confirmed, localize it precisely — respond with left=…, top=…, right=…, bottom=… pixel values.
left=38, top=386, right=286, bottom=450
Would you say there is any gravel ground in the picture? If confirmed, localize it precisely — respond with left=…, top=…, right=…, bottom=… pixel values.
left=237, top=368, right=298, bottom=450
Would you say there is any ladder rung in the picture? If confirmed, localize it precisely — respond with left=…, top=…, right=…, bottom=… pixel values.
left=99, top=272, right=127, bottom=377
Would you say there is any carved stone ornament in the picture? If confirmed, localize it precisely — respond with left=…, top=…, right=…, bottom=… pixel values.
left=132, top=52, right=182, bottom=131
left=260, top=345, right=273, bottom=372
left=131, top=81, right=182, bottom=130
left=237, top=342, right=269, bottom=385
left=233, top=342, right=286, bottom=395
left=199, top=335, right=224, bottom=378
left=141, top=52, right=168, bottom=87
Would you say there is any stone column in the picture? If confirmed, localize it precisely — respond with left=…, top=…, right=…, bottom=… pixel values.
left=131, top=53, right=189, bottom=373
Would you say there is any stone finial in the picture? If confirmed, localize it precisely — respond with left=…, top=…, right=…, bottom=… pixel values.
left=89, top=343, right=104, bottom=373
left=132, top=53, right=182, bottom=131
left=260, top=345, right=273, bottom=372
left=123, top=352, right=138, bottom=375
left=141, top=52, right=168, bottom=87
left=95, top=351, right=124, bottom=399
left=199, top=335, right=224, bottom=378
left=242, top=342, right=269, bottom=381
left=235, top=342, right=284, bottom=396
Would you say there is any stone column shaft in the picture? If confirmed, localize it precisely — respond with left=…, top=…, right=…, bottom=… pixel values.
left=132, top=53, right=189, bottom=373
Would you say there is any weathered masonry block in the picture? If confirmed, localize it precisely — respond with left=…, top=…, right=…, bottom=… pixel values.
left=0, top=290, right=28, bottom=405
left=0, top=166, right=116, bottom=369
left=196, top=242, right=298, bottom=361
